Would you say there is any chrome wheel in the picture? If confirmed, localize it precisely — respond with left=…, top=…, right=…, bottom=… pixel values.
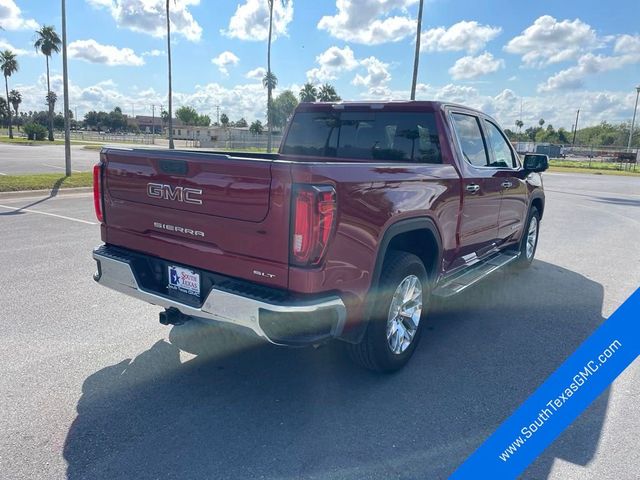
left=386, top=275, right=423, bottom=355
left=526, top=216, right=538, bottom=259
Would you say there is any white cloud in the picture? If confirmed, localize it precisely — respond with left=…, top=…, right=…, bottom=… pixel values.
left=318, top=0, right=418, bottom=45
left=0, top=0, right=38, bottom=30
left=421, top=21, right=501, bottom=54
left=0, top=38, right=35, bottom=56
left=306, top=46, right=358, bottom=83
left=223, top=0, right=293, bottom=41
left=614, top=34, right=640, bottom=56
left=142, top=49, right=165, bottom=57
left=358, top=82, right=638, bottom=131
left=504, top=15, right=598, bottom=67
left=538, top=51, right=640, bottom=92
left=68, top=39, right=145, bottom=66
left=352, top=56, right=391, bottom=89
left=245, top=66, right=266, bottom=80
left=212, top=51, right=240, bottom=75
left=449, top=51, right=505, bottom=80
left=87, top=0, right=202, bottom=42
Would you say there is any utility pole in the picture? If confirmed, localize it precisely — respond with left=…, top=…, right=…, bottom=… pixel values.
left=571, top=109, right=580, bottom=146
left=627, top=85, right=640, bottom=151
left=61, top=0, right=72, bottom=176
left=151, top=104, right=156, bottom=144
left=216, top=105, right=220, bottom=125
left=410, top=0, right=424, bottom=100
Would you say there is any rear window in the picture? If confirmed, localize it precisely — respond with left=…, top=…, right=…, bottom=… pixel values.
left=282, top=111, right=442, bottom=163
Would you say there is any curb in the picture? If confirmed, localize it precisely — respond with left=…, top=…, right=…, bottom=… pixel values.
left=0, top=187, right=93, bottom=200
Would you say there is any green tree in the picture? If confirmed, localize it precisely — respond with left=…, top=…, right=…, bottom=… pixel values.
left=272, top=89, right=298, bottom=129
left=108, top=106, right=127, bottom=131
left=538, top=118, right=545, bottom=127
left=0, top=50, right=18, bottom=138
left=235, top=117, right=248, bottom=128
left=249, top=119, right=264, bottom=135
left=8, top=89, right=21, bottom=116
left=299, top=82, right=318, bottom=102
left=318, top=83, right=341, bottom=102
left=0, top=97, right=8, bottom=125
left=46, top=91, right=57, bottom=133
left=160, top=109, right=169, bottom=130
left=220, top=113, right=229, bottom=127
left=515, top=119, right=523, bottom=133
left=263, top=70, right=277, bottom=147
left=176, top=106, right=199, bottom=125
left=196, top=114, right=210, bottom=127
left=34, top=25, right=61, bottom=141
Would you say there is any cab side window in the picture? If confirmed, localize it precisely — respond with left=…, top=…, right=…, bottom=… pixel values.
left=451, top=113, right=489, bottom=167
left=484, top=120, right=516, bottom=168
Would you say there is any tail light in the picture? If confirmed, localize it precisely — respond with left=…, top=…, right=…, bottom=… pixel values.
left=291, top=185, right=337, bottom=266
left=93, top=163, right=104, bottom=223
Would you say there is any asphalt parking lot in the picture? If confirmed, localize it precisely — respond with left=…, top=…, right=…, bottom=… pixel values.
left=0, top=172, right=638, bottom=479
left=0, top=143, right=100, bottom=174
left=0, top=141, right=189, bottom=175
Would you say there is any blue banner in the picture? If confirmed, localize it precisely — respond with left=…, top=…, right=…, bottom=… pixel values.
left=450, top=288, right=640, bottom=479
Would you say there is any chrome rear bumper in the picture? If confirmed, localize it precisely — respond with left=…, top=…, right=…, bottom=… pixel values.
left=93, top=245, right=347, bottom=346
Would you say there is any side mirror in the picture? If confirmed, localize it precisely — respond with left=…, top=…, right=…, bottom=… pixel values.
left=523, top=154, right=549, bottom=173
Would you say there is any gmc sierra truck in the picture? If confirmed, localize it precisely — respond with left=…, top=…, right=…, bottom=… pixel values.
left=92, top=101, right=548, bottom=372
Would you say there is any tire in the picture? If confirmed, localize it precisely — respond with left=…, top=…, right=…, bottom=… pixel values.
left=514, top=207, right=540, bottom=269
left=348, top=251, right=429, bottom=373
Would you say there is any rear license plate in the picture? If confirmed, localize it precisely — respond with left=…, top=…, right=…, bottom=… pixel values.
left=168, top=265, right=200, bottom=297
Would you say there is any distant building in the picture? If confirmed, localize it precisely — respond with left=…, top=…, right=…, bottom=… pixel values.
left=172, top=125, right=283, bottom=149
left=127, top=115, right=183, bottom=134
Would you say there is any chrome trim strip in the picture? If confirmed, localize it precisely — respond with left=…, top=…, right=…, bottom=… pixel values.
left=93, top=248, right=347, bottom=345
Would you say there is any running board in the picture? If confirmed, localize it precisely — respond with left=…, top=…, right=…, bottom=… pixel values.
left=432, top=252, right=520, bottom=298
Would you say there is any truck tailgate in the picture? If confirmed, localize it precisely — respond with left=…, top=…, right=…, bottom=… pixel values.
left=101, top=148, right=291, bottom=289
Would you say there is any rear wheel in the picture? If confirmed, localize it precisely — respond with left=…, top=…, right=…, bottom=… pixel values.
left=348, top=251, right=429, bottom=373
left=514, top=207, right=540, bottom=268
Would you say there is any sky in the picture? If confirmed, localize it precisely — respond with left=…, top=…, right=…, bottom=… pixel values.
left=1, top=0, right=639, bottom=130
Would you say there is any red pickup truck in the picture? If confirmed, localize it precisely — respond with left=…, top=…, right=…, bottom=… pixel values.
left=92, top=101, right=548, bottom=372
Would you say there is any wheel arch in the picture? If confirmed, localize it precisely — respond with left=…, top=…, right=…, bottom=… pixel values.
left=340, top=217, right=443, bottom=344
left=530, top=194, right=545, bottom=220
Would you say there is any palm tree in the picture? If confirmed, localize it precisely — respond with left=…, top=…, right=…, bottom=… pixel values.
left=9, top=89, right=21, bottom=116
left=9, top=89, right=21, bottom=130
left=265, top=0, right=275, bottom=152
left=34, top=26, right=61, bottom=141
left=538, top=118, right=545, bottom=127
left=318, top=83, right=341, bottom=102
left=299, top=83, right=317, bottom=102
left=46, top=91, right=57, bottom=128
left=1, top=50, right=18, bottom=139
left=263, top=71, right=277, bottom=141
left=166, top=0, right=175, bottom=149
left=515, top=119, right=524, bottom=134
left=410, top=0, right=424, bottom=100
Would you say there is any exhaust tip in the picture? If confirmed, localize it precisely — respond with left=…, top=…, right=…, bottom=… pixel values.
left=159, top=307, right=191, bottom=326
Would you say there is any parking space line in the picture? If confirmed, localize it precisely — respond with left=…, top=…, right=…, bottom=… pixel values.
left=41, top=163, right=82, bottom=173
left=0, top=172, right=6, bottom=175
left=0, top=204, right=97, bottom=225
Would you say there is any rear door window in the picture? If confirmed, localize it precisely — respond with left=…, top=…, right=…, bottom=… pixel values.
left=282, top=111, right=442, bottom=163
left=484, top=120, right=516, bottom=168
left=450, top=113, right=490, bottom=168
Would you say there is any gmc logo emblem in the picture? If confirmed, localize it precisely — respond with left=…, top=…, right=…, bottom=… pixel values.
left=147, top=183, right=203, bottom=205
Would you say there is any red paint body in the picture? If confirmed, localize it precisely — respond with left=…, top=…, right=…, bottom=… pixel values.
left=98, top=101, right=544, bottom=333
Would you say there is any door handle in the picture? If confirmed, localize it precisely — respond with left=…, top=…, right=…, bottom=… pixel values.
left=501, top=181, right=513, bottom=189
left=466, top=184, right=480, bottom=194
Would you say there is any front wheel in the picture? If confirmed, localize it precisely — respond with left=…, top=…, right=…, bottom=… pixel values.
left=348, top=251, right=429, bottom=373
left=514, top=207, right=540, bottom=268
